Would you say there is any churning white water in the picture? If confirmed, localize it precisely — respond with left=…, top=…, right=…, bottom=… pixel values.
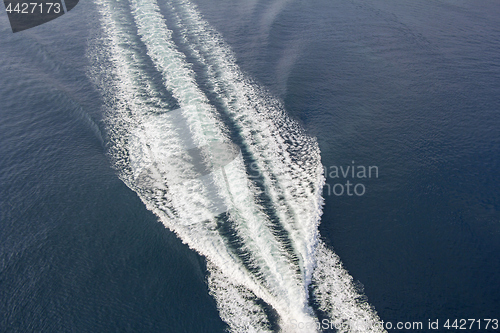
left=87, top=0, right=385, bottom=331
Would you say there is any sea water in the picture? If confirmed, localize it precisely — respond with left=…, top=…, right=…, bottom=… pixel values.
left=1, top=0, right=499, bottom=332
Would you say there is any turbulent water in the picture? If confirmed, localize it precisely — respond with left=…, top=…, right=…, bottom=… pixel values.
left=3, top=0, right=499, bottom=331
left=87, top=0, right=383, bottom=331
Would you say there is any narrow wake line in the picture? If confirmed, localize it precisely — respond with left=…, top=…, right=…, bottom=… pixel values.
left=88, top=0, right=386, bottom=331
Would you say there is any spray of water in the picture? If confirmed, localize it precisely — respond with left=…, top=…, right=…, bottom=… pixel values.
left=87, top=0, right=385, bottom=331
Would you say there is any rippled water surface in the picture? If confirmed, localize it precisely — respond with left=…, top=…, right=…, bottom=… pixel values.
left=1, top=0, right=499, bottom=332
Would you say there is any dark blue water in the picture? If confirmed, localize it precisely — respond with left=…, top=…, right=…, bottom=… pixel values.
left=1, top=0, right=499, bottom=332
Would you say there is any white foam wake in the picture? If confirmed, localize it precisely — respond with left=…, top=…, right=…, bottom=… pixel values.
left=160, top=2, right=385, bottom=332
left=166, top=0, right=323, bottom=286
left=88, top=0, right=385, bottom=331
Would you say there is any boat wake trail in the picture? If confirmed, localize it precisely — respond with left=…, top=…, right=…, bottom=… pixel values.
left=87, top=0, right=385, bottom=331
